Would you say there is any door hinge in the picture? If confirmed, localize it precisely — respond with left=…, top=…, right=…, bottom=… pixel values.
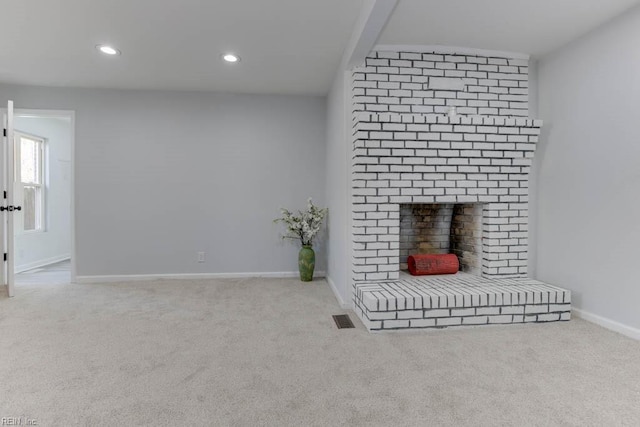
left=3, top=253, right=6, bottom=262
left=2, top=128, right=6, bottom=137
left=3, top=191, right=6, bottom=199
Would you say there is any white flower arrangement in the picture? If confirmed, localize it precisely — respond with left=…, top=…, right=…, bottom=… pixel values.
left=274, top=198, right=328, bottom=247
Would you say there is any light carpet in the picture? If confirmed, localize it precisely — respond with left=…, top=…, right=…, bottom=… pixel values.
left=1, top=277, right=639, bottom=426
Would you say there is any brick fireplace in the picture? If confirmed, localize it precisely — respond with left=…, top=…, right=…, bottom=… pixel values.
left=352, top=113, right=540, bottom=281
left=350, top=49, right=571, bottom=331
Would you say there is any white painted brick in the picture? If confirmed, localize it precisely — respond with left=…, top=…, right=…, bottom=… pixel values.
left=375, top=265, right=396, bottom=273
left=431, top=124, right=453, bottom=132
left=424, top=309, right=450, bottom=318
left=452, top=125, right=475, bottom=133
left=451, top=308, right=475, bottom=317
left=429, top=141, right=451, bottom=150
left=410, top=318, right=436, bottom=328
left=359, top=293, right=378, bottom=311
left=392, top=149, right=414, bottom=156
left=537, top=313, right=561, bottom=322
left=382, top=123, right=406, bottom=131
left=406, top=124, right=432, bottom=133
left=393, top=132, right=417, bottom=140
left=397, top=310, right=426, bottom=319
left=417, top=132, right=441, bottom=140
left=501, top=306, right=525, bottom=315
left=476, top=307, right=500, bottom=315
left=368, top=311, right=397, bottom=320
left=549, top=304, right=571, bottom=313
left=488, top=315, right=514, bottom=324
left=378, top=81, right=401, bottom=90
left=461, top=150, right=482, bottom=157
left=368, top=131, right=393, bottom=140
left=461, top=134, right=486, bottom=143
left=399, top=66, right=423, bottom=75
left=458, top=63, right=478, bottom=71
left=487, top=58, right=508, bottom=66
left=429, top=77, right=466, bottom=91
left=383, top=319, right=410, bottom=329
left=360, top=316, right=383, bottom=330
left=463, top=316, right=489, bottom=325
left=525, top=305, right=549, bottom=314
left=379, top=141, right=406, bottom=149
left=440, top=133, right=464, bottom=142
left=390, top=59, right=412, bottom=67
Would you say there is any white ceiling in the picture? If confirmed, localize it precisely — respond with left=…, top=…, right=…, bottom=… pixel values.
left=380, top=0, right=640, bottom=57
left=1, top=0, right=639, bottom=95
left=0, top=0, right=365, bottom=95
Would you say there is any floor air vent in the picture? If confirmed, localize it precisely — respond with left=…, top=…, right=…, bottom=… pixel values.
left=332, top=314, right=355, bottom=329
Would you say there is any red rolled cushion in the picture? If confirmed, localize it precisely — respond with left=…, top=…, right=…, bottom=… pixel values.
left=408, top=254, right=459, bottom=276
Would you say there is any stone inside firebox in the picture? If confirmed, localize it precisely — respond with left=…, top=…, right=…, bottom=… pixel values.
left=399, top=203, right=483, bottom=276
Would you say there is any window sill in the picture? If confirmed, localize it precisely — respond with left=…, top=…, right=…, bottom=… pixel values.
left=17, top=229, right=47, bottom=236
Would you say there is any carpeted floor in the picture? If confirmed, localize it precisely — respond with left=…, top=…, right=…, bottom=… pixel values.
left=1, top=277, right=639, bottom=426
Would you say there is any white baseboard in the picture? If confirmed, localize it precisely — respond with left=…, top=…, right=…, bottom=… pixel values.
left=326, top=276, right=349, bottom=309
left=573, top=307, right=640, bottom=341
left=76, top=270, right=326, bottom=284
left=16, top=254, right=70, bottom=274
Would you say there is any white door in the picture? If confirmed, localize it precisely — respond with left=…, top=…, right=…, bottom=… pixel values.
left=1, top=100, right=16, bottom=297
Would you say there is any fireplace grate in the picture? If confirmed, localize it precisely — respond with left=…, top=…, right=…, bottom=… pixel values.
left=332, top=314, right=355, bottom=329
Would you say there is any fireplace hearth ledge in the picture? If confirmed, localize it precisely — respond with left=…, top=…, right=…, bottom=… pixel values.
left=353, top=272, right=571, bottom=331
left=353, top=112, right=543, bottom=128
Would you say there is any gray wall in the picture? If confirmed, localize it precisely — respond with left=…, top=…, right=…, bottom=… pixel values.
left=537, top=6, right=640, bottom=330
left=325, top=71, right=351, bottom=306
left=1, top=84, right=326, bottom=277
left=14, top=116, right=71, bottom=271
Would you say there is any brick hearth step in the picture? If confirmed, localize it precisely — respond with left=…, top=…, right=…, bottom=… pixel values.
left=353, top=272, right=571, bottom=331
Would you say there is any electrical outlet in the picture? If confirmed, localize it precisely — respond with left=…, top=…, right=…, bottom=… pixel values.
left=197, top=252, right=205, bottom=263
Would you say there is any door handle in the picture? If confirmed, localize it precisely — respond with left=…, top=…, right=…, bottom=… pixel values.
left=0, top=206, right=21, bottom=212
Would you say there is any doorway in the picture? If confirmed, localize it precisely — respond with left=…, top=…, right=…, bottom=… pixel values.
left=10, top=110, right=75, bottom=287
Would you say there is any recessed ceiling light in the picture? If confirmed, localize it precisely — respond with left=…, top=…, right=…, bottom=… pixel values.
left=222, top=53, right=240, bottom=63
left=96, top=44, right=121, bottom=56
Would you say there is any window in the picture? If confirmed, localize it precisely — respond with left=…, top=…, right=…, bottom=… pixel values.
left=15, top=133, right=45, bottom=232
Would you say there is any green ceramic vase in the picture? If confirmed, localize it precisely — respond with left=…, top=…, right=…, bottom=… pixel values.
left=298, top=245, right=315, bottom=282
